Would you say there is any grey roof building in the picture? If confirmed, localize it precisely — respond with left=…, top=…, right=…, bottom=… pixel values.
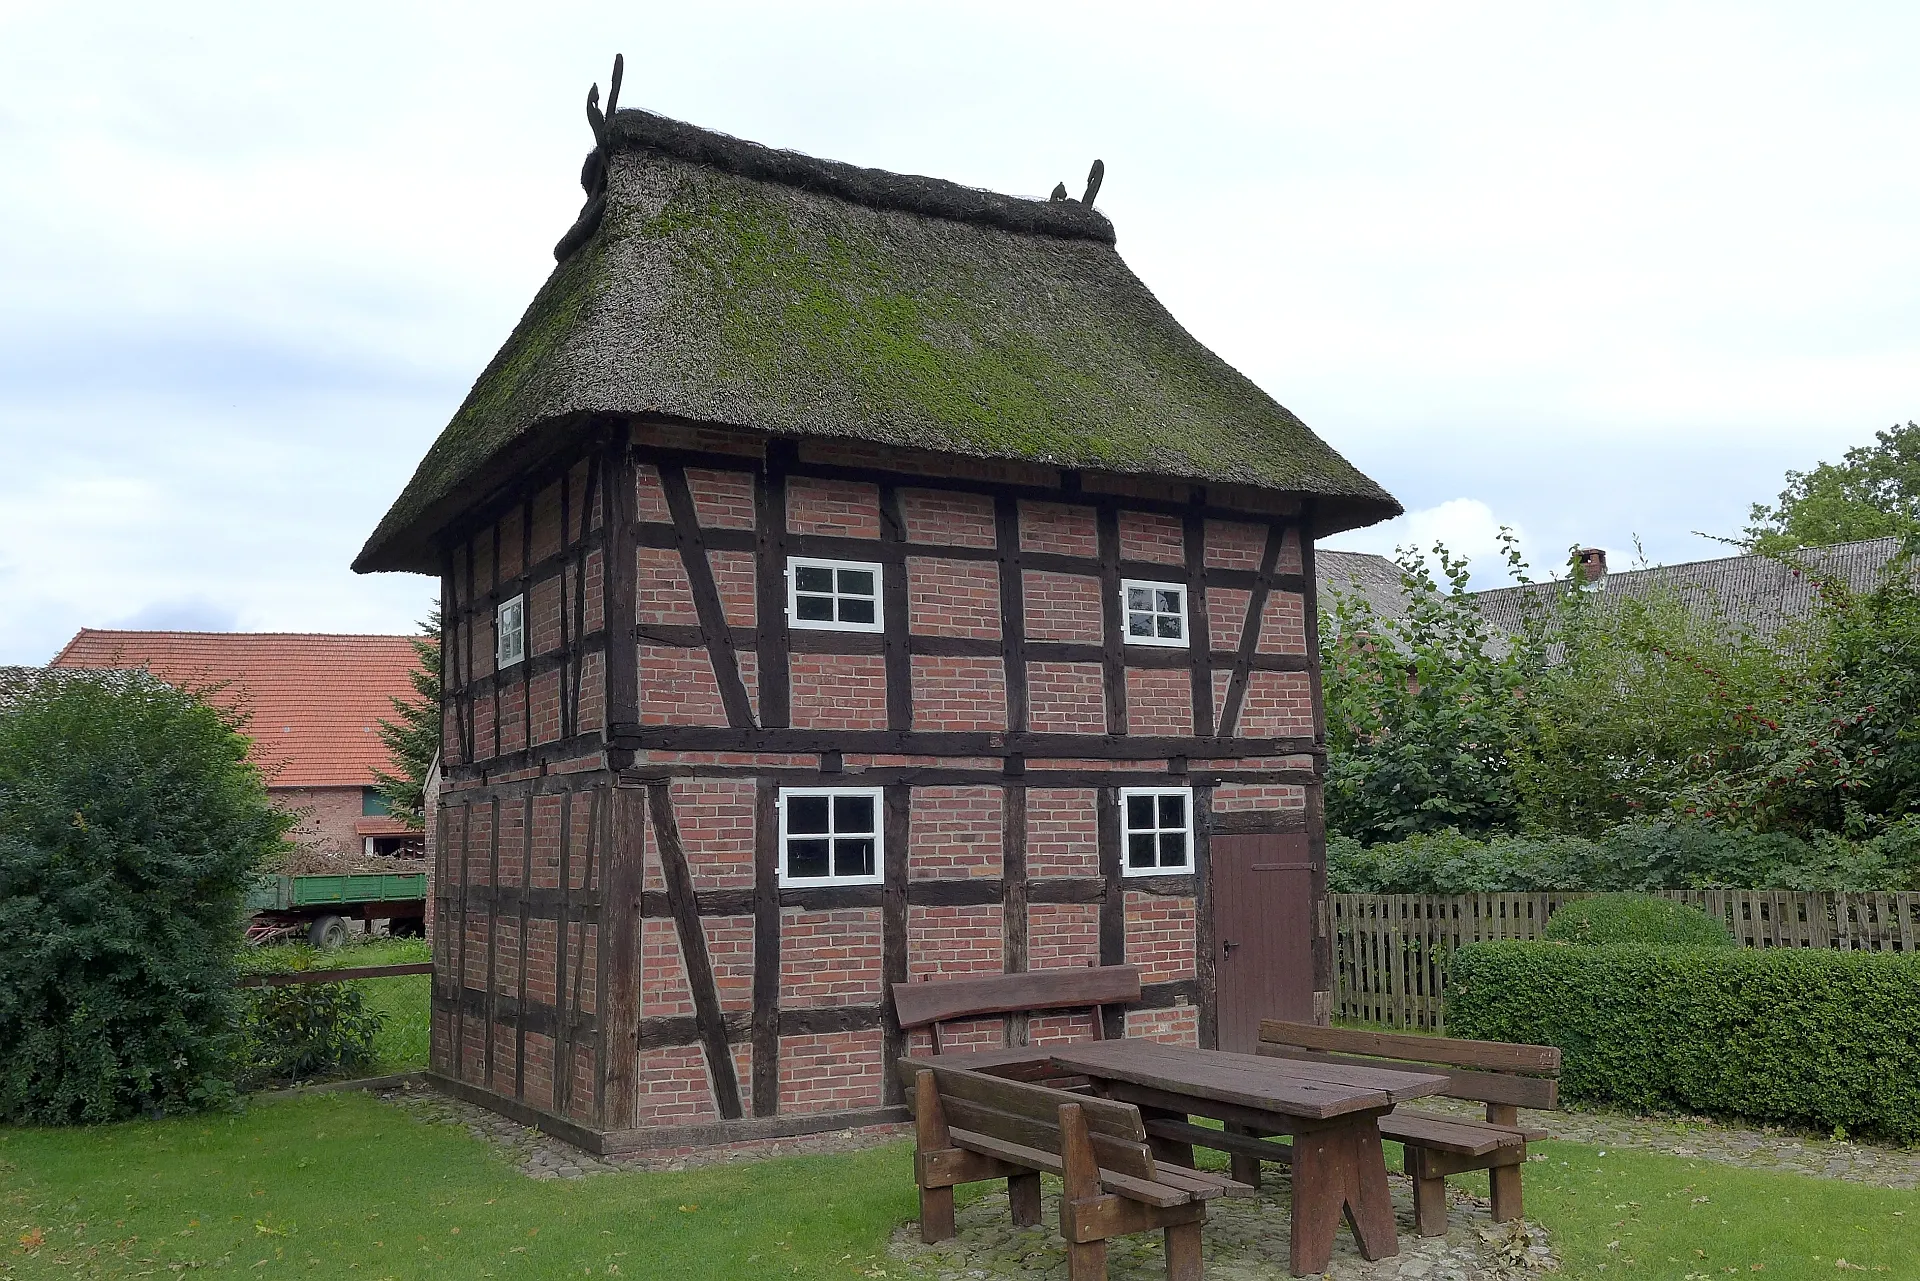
left=1314, top=537, right=1908, bottom=644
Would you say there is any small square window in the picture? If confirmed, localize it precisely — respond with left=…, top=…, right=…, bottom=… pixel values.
left=788, top=557, right=884, bottom=632
left=778, top=786, right=884, bottom=886
left=1119, top=787, right=1193, bottom=876
left=496, top=595, right=526, bottom=668
left=1120, top=580, right=1187, bottom=648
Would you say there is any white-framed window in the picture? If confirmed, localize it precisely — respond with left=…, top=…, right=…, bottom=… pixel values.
left=787, top=557, right=884, bottom=632
left=1119, top=787, right=1194, bottom=876
left=1121, top=579, right=1188, bottom=648
left=778, top=787, right=885, bottom=886
left=496, top=594, right=526, bottom=668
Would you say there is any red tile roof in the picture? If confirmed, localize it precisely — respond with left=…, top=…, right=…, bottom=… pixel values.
left=50, top=630, right=427, bottom=790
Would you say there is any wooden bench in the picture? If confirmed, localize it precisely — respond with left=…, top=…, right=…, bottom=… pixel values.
left=901, top=1059, right=1250, bottom=1280
left=892, top=965, right=1141, bottom=1054
left=1257, top=1020, right=1560, bottom=1235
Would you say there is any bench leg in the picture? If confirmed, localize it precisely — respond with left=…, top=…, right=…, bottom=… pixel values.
left=1164, top=1219, right=1203, bottom=1281
left=1008, top=1171, right=1043, bottom=1227
left=1490, top=1161, right=1523, bottom=1223
left=1404, top=1146, right=1448, bottom=1237
left=919, top=1185, right=956, bottom=1243
left=1226, top=1124, right=1263, bottom=1189
left=1067, top=1239, right=1108, bottom=1281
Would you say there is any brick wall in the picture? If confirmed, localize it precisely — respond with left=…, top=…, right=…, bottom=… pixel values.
left=1023, top=571, right=1103, bottom=642
left=780, top=909, right=883, bottom=1008
left=1235, top=670, right=1316, bottom=738
left=907, top=558, right=1000, bottom=638
left=791, top=654, right=887, bottom=730
left=276, top=785, right=365, bottom=859
left=1026, top=788, right=1098, bottom=878
left=1028, top=662, right=1106, bottom=733
left=907, top=904, right=1002, bottom=978
left=779, top=1028, right=884, bottom=1115
left=787, top=477, right=880, bottom=537
left=1125, top=892, right=1197, bottom=983
left=910, top=656, right=1007, bottom=731
left=908, top=786, right=1002, bottom=879
left=903, top=489, right=995, bottom=547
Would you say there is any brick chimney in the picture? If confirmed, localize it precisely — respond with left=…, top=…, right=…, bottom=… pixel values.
left=1575, top=547, right=1607, bottom=585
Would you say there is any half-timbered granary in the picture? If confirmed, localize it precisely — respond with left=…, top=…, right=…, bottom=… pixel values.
left=354, top=68, right=1400, bottom=1151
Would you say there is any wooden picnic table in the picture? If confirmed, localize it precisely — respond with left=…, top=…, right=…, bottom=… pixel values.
left=1043, top=1039, right=1449, bottom=1276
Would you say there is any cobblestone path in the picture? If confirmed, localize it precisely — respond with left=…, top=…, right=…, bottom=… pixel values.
left=885, top=1177, right=1556, bottom=1281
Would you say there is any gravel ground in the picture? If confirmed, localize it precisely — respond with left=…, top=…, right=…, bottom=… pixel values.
left=1415, top=1096, right=1920, bottom=1190
left=884, top=1176, right=1556, bottom=1281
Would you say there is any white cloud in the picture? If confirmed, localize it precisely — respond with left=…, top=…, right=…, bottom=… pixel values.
left=1323, top=499, right=1542, bottom=589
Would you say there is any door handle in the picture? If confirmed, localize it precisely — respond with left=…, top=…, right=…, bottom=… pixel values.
left=1222, top=940, right=1240, bottom=954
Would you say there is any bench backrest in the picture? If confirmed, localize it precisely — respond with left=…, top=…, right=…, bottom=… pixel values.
left=892, top=966, right=1141, bottom=1050
left=899, top=1060, right=1156, bottom=1179
left=1258, top=1019, right=1561, bottom=1111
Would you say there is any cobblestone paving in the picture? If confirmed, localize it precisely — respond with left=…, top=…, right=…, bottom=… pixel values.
left=885, top=1177, right=1556, bottom=1281
left=1417, top=1096, right=1920, bottom=1190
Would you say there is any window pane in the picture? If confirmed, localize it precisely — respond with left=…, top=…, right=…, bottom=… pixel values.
left=788, top=795, right=830, bottom=834
left=833, top=838, right=875, bottom=878
left=1126, top=795, right=1155, bottom=830
left=1127, top=587, right=1151, bottom=609
left=833, top=794, right=875, bottom=833
left=838, top=597, right=876, bottom=624
left=795, top=594, right=834, bottom=621
left=1127, top=833, right=1157, bottom=868
left=788, top=839, right=830, bottom=878
left=1158, top=832, right=1189, bottom=867
left=796, top=565, right=832, bottom=592
left=1156, top=615, right=1183, bottom=639
left=837, top=568, right=875, bottom=595
left=1128, top=613, right=1153, bottom=637
left=1158, top=794, right=1186, bottom=828
left=1155, top=589, right=1181, bottom=613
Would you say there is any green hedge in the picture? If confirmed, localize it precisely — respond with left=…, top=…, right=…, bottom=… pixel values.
left=1542, top=894, right=1733, bottom=947
left=1448, top=941, right=1920, bottom=1140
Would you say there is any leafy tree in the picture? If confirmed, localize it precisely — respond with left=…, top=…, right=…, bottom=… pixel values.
left=371, top=606, right=441, bottom=829
left=1509, top=563, right=1811, bottom=836
left=0, top=671, right=293, bottom=1123
left=1320, top=539, right=1530, bottom=842
left=1744, top=421, right=1920, bottom=554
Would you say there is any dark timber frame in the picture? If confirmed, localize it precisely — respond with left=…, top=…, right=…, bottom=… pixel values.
left=427, top=421, right=1330, bottom=1151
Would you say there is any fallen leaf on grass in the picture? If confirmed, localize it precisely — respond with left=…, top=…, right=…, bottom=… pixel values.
left=19, top=1228, right=44, bottom=1250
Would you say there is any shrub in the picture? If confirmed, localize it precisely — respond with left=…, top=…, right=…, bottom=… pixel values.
left=0, top=672, right=292, bottom=1123
left=1448, top=941, right=1920, bottom=1140
left=1543, top=894, right=1733, bottom=947
left=239, top=982, right=383, bottom=1086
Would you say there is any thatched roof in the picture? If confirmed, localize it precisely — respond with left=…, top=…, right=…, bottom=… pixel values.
left=355, top=108, right=1400, bottom=574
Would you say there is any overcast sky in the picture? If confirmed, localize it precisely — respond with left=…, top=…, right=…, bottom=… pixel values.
left=3, top=2, right=1916, bottom=663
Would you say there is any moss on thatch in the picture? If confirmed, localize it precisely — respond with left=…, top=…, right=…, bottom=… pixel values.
left=356, top=110, right=1399, bottom=573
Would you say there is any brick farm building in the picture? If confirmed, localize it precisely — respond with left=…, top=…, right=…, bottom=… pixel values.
left=354, top=73, right=1400, bottom=1152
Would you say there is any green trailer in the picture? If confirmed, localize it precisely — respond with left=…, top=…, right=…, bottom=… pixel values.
left=245, top=872, right=428, bottom=947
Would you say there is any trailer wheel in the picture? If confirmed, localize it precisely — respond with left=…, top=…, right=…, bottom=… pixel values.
left=309, top=915, right=350, bottom=949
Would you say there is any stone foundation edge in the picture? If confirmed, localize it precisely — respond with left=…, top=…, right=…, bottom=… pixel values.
left=425, top=1070, right=911, bottom=1156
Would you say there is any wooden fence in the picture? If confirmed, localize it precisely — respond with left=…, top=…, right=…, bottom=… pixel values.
left=1333, top=890, right=1920, bottom=1031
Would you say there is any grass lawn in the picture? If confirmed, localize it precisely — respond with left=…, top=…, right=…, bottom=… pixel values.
left=6, top=1094, right=1920, bottom=1280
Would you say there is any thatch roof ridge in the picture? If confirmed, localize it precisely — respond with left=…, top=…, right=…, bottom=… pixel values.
left=604, top=109, right=1116, bottom=244
left=353, top=108, right=1400, bottom=575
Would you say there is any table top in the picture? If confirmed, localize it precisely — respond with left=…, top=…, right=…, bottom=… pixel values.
left=1045, top=1039, right=1450, bottom=1122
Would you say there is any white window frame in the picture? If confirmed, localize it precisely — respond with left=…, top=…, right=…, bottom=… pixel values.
left=787, top=557, right=885, bottom=633
left=1120, top=579, right=1189, bottom=649
left=1118, top=786, right=1195, bottom=877
left=495, top=594, right=526, bottom=668
left=777, top=786, right=886, bottom=887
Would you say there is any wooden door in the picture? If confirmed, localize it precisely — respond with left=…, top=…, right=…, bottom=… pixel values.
left=1211, top=832, right=1315, bottom=1053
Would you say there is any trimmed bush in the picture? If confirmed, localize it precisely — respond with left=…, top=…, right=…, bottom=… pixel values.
left=1449, top=941, right=1920, bottom=1139
left=1543, top=894, right=1733, bottom=947
left=0, top=672, right=292, bottom=1123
